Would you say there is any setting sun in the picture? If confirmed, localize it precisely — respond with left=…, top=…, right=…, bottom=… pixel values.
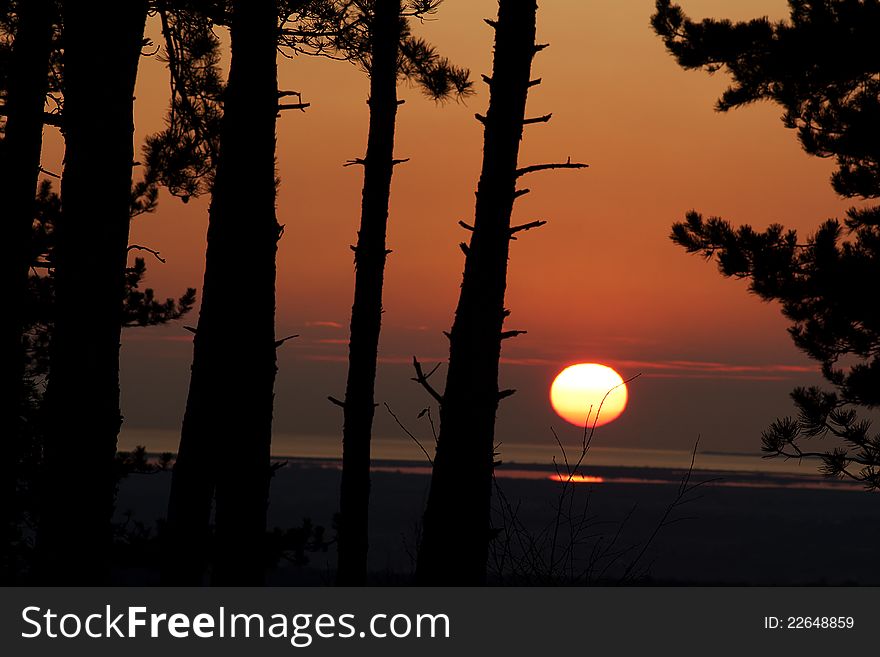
left=550, top=363, right=628, bottom=428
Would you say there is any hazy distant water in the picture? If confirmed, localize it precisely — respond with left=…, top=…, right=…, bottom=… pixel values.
left=115, top=454, right=880, bottom=584
left=119, top=427, right=827, bottom=477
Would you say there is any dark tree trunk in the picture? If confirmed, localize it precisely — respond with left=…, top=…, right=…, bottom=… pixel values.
left=336, top=0, right=401, bottom=587
left=164, top=0, right=280, bottom=586
left=0, top=0, right=53, bottom=580
left=37, top=0, right=148, bottom=584
left=416, top=0, right=539, bottom=585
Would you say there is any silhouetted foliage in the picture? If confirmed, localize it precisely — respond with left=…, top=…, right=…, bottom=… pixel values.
left=654, top=0, right=880, bottom=490
left=145, top=0, right=353, bottom=202
left=302, top=0, right=472, bottom=99
left=23, top=182, right=194, bottom=381
left=653, top=0, right=880, bottom=199
left=0, top=1, right=62, bottom=136
left=144, top=1, right=225, bottom=201
left=415, top=0, right=586, bottom=585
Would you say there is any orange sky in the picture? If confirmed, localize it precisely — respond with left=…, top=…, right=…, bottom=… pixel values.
left=42, top=1, right=858, bottom=459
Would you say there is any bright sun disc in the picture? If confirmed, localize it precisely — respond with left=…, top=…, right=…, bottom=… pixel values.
left=550, top=363, right=628, bottom=428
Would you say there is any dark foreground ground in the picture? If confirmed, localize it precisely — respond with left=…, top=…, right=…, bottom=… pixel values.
left=115, top=460, right=880, bottom=585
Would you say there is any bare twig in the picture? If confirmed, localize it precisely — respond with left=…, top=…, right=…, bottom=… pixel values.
left=127, top=244, right=166, bottom=263
left=384, top=403, right=433, bottom=465
left=618, top=437, right=716, bottom=583
left=274, top=334, right=299, bottom=348
left=411, top=357, right=443, bottom=403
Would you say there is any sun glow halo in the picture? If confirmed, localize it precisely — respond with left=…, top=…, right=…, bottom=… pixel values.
left=550, top=363, right=628, bottom=428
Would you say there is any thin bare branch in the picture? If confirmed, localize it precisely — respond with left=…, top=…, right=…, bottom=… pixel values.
left=274, top=334, right=299, bottom=348
left=385, top=403, right=433, bottom=465
left=411, top=356, right=443, bottom=403
left=127, top=244, right=166, bottom=263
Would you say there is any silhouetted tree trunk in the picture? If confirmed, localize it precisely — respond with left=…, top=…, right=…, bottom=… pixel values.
left=165, top=0, right=280, bottom=586
left=336, top=0, right=401, bottom=587
left=416, top=0, right=539, bottom=585
left=37, top=0, right=149, bottom=584
left=0, top=0, right=54, bottom=579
